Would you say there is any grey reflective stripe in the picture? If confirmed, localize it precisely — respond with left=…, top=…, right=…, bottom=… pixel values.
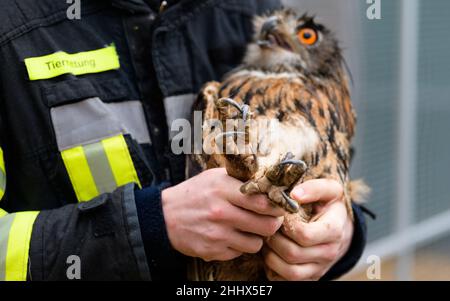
left=0, top=167, right=5, bottom=193
left=106, top=101, right=151, bottom=145
left=83, top=141, right=117, bottom=195
left=164, top=94, right=196, bottom=139
left=0, top=213, right=15, bottom=281
left=51, top=98, right=151, bottom=151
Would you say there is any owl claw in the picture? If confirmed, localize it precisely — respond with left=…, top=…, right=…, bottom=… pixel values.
left=279, top=159, right=307, bottom=170
left=281, top=190, right=300, bottom=213
left=241, top=104, right=251, bottom=121
left=215, top=97, right=244, bottom=112
left=215, top=98, right=251, bottom=121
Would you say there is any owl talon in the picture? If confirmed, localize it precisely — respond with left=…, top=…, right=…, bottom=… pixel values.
left=281, top=190, right=300, bottom=213
left=215, top=98, right=251, bottom=121
left=241, top=104, right=251, bottom=121
left=215, top=97, right=243, bottom=112
left=279, top=159, right=307, bottom=170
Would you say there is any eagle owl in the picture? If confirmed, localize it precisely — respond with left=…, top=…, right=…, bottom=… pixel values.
left=188, top=9, right=364, bottom=281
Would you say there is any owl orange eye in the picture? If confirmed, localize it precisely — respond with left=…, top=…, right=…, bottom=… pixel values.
left=297, top=28, right=318, bottom=45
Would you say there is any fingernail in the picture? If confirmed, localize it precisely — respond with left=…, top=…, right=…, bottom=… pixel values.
left=291, top=187, right=305, bottom=200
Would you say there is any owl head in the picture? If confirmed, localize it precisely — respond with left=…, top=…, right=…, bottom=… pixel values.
left=243, top=9, right=344, bottom=77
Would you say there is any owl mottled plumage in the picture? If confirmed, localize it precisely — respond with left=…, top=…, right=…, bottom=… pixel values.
left=188, top=9, right=364, bottom=281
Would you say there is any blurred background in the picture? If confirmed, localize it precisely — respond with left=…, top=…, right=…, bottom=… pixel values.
left=282, top=0, right=450, bottom=280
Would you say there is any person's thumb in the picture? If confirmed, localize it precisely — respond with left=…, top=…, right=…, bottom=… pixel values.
left=290, top=179, right=344, bottom=204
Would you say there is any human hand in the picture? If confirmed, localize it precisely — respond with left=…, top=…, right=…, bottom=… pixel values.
left=161, top=168, right=285, bottom=262
left=263, top=179, right=354, bottom=280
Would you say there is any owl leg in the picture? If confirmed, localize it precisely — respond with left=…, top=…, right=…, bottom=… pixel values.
left=213, top=97, right=258, bottom=182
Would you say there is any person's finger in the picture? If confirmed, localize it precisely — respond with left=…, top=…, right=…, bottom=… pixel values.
left=225, top=204, right=284, bottom=237
left=282, top=201, right=347, bottom=247
left=265, top=232, right=339, bottom=264
left=207, top=248, right=242, bottom=262
left=290, top=179, right=344, bottom=205
left=228, top=230, right=264, bottom=254
left=244, top=194, right=286, bottom=217
left=262, top=247, right=320, bottom=281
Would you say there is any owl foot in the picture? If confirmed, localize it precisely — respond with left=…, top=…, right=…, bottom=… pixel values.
left=266, top=154, right=307, bottom=213
left=240, top=153, right=308, bottom=214
left=214, top=98, right=258, bottom=182
left=265, top=152, right=307, bottom=187
left=214, top=97, right=252, bottom=152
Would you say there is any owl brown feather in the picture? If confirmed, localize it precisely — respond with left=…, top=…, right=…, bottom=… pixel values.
left=188, top=9, right=366, bottom=281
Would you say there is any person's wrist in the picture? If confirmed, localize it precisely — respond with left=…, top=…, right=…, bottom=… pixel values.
left=160, top=186, right=178, bottom=250
left=135, top=184, right=187, bottom=280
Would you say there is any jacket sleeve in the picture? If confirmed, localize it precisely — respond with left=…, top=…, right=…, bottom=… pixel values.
left=0, top=148, right=41, bottom=281
left=134, top=184, right=188, bottom=281
left=0, top=176, right=35, bottom=281
left=28, top=184, right=151, bottom=281
left=0, top=144, right=151, bottom=280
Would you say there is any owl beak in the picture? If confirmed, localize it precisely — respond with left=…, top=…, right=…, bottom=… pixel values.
left=258, top=16, right=293, bottom=51
left=258, top=16, right=280, bottom=48
left=260, top=16, right=280, bottom=38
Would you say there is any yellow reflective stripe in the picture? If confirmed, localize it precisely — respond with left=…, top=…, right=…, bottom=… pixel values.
left=102, top=135, right=141, bottom=189
left=0, top=208, right=7, bottom=218
left=62, top=135, right=140, bottom=202
left=24, top=45, right=120, bottom=81
left=0, top=148, right=5, bottom=201
left=61, top=146, right=99, bottom=202
left=0, top=148, right=4, bottom=172
left=4, top=211, right=39, bottom=281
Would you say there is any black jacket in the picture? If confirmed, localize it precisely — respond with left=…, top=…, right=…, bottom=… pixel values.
left=0, top=0, right=366, bottom=281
